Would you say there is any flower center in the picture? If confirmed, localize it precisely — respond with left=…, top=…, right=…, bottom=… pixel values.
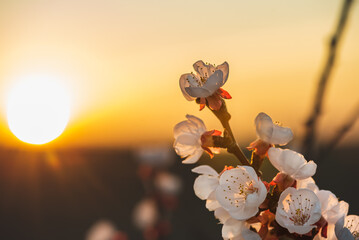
left=236, top=181, right=258, bottom=198
left=186, top=71, right=209, bottom=87
left=186, top=73, right=203, bottom=87
left=345, top=218, right=359, bottom=239
left=222, top=174, right=259, bottom=208
left=284, top=194, right=314, bottom=226
left=352, top=231, right=359, bottom=240
left=274, top=121, right=283, bottom=126
left=290, top=209, right=310, bottom=226
left=245, top=182, right=257, bottom=195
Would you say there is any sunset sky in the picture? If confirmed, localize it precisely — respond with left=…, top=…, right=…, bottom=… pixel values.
left=0, top=0, right=358, bottom=148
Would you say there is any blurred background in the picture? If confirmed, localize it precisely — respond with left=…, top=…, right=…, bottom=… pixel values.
left=0, top=0, right=358, bottom=239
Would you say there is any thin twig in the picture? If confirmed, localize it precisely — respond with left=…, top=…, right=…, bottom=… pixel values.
left=206, top=100, right=251, bottom=167
left=302, top=0, right=355, bottom=159
left=318, top=101, right=359, bottom=161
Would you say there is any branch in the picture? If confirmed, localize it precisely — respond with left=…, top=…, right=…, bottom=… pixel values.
left=302, top=0, right=355, bottom=158
left=318, top=101, right=359, bottom=161
left=203, top=99, right=251, bottom=167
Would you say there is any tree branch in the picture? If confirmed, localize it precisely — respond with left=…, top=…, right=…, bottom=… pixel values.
left=204, top=99, right=251, bottom=167
left=318, top=101, right=359, bottom=161
left=302, top=0, right=355, bottom=159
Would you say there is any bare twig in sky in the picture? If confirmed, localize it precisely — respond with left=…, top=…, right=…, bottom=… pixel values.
left=318, top=102, right=359, bottom=161
left=302, top=0, right=355, bottom=159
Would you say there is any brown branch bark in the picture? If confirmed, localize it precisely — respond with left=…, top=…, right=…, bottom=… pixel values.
left=199, top=98, right=251, bottom=167
left=209, top=100, right=251, bottom=167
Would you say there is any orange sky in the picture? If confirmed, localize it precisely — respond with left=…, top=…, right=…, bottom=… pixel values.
left=0, top=0, right=358, bottom=148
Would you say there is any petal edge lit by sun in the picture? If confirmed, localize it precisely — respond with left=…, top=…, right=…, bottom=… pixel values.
left=6, top=76, right=71, bottom=145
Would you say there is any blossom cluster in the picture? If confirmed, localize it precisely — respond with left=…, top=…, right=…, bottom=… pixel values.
left=173, top=61, right=357, bottom=240
left=133, top=146, right=182, bottom=240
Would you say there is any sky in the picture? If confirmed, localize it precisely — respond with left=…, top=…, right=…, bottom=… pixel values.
left=0, top=0, right=358, bottom=148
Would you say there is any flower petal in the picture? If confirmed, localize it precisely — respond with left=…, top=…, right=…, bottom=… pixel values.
left=218, top=167, right=251, bottom=185
left=215, top=61, right=229, bottom=84
left=241, top=228, right=261, bottom=240
left=193, top=60, right=216, bottom=79
left=216, top=167, right=265, bottom=221
left=186, top=114, right=206, bottom=133
left=173, top=120, right=193, bottom=138
left=331, top=201, right=349, bottom=224
left=179, top=73, right=196, bottom=101
left=255, top=112, right=274, bottom=141
left=185, top=86, right=212, bottom=98
left=267, top=147, right=289, bottom=173
left=268, top=148, right=316, bottom=180
left=335, top=216, right=355, bottom=240
left=280, top=149, right=306, bottom=175
left=255, top=112, right=293, bottom=145
left=314, top=224, right=337, bottom=240
left=173, top=115, right=206, bottom=138
left=175, top=133, right=200, bottom=146
left=271, top=124, right=294, bottom=146
left=193, top=175, right=219, bottom=200
left=276, top=187, right=321, bottom=234
left=255, top=181, right=268, bottom=207
left=229, top=206, right=259, bottom=221
left=173, top=115, right=207, bottom=162
left=336, top=227, right=355, bottom=240
left=173, top=140, right=197, bottom=157
left=215, top=207, right=231, bottom=224
left=192, top=165, right=219, bottom=176
left=318, top=190, right=348, bottom=224
left=343, top=215, right=359, bottom=238
left=202, top=70, right=224, bottom=93
left=206, top=191, right=222, bottom=211
left=296, top=177, right=319, bottom=193
left=182, top=149, right=203, bottom=164
left=222, top=218, right=244, bottom=239
left=292, top=160, right=317, bottom=180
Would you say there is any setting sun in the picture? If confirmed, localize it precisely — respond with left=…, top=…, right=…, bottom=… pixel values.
left=6, top=76, right=71, bottom=145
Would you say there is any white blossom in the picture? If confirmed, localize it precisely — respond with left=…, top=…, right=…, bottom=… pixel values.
left=192, top=165, right=219, bottom=201
left=222, top=218, right=261, bottom=240
left=215, top=206, right=232, bottom=224
left=132, top=199, right=158, bottom=230
left=297, top=179, right=349, bottom=226
left=335, top=215, right=359, bottom=240
left=276, top=187, right=322, bottom=234
left=313, top=191, right=349, bottom=240
left=179, top=60, right=229, bottom=100
left=193, top=165, right=261, bottom=239
left=86, top=220, right=117, bottom=240
left=215, top=166, right=267, bottom=221
left=297, top=177, right=319, bottom=193
left=255, top=112, right=293, bottom=145
left=173, top=115, right=206, bottom=164
left=213, top=206, right=261, bottom=239
left=299, top=183, right=349, bottom=240
left=317, top=190, right=349, bottom=224
left=268, top=147, right=317, bottom=180
left=154, top=172, right=182, bottom=195
left=206, top=191, right=222, bottom=211
left=314, top=224, right=337, bottom=240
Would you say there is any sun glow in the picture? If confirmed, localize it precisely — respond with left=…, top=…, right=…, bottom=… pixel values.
left=6, top=76, right=71, bottom=145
